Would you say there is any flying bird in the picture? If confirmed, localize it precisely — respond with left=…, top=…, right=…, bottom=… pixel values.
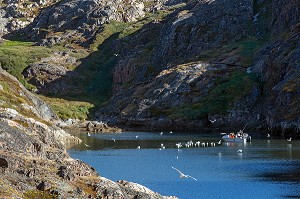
left=171, top=167, right=197, bottom=181
left=237, top=149, right=243, bottom=153
left=84, top=143, right=90, bottom=147
left=209, top=118, right=216, bottom=123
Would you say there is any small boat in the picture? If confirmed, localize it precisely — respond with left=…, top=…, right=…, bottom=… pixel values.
left=222, top=130, right=251, bottom=143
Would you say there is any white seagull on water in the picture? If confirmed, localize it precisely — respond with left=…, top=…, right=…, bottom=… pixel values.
left=172, top=167, right=197, bottom=181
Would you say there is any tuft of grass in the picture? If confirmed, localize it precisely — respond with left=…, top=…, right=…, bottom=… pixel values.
left=23, top=190, right=57, bottom=199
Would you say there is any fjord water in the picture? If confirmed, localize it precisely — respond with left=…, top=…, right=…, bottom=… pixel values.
left=69, top=132, right=300, bottom=199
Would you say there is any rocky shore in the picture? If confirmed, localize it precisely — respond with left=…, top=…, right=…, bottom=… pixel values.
left=0, top=68, right=177, bottom=198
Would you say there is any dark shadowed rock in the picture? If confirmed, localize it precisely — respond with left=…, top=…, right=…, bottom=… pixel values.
left=36, top=181, right=51, bottom=191
left=0, top=158, right=8, bottom=168
left=57, top=165, right=75, bottom=181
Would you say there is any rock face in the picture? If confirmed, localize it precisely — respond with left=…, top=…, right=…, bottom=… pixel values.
left=152, top=0, right=253, bottom=65
left=97, top=0, right=300, bottom=134
left=22, top=0, right=147, bottom=45
left=0, top=0, right=59, bottom=37
left=251, top=0, right=300, bottom=133
left=22, top=51, right=78, bottom=94
left=0, top=67, right=58, bottom=121
left=0, top=64, right=176, bottom=198
left=98, top=0, right=259, bottom=130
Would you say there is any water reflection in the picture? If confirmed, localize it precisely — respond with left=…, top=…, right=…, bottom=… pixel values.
left=69, top=132, right=300, bottom=199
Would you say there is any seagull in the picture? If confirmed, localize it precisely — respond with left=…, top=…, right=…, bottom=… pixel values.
left=267, top=134, right=270, bottom=138
left=209, top=118, right=216, bottom=123
left=170, top=131, right=173, bottom=134
left=137, top=146, right=141, bottom=149
left=171, top=167, right=197, bottom=181
left=160, top=132, right=163, bottom=136
left=87, top=132, right=91, bottom=136
left=287, top=137, right=292, bottom=142
left=237, top=149, right=243, bottom=153
left=112, top=138, right=116, bottom=142
left=253, top=12, right=259, bottom=22
left=135, top=135, right=139, bottom=139
left=84, top=143, right=90, bottom=147
left=175, top=143, right=182, bottom=149
left=218, top=140, right=222, bottom=144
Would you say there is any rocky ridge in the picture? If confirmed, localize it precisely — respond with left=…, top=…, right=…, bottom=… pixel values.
left=20, top=0, right=186, bottom=46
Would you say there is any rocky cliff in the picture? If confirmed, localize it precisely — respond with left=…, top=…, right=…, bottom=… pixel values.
left=97, top=0, right=300, bottom=135
left=251, top=0, right=300, bottom=134
left=0, top=67, right=176, bottom=198
left=98, top=0, right=261, bottom=130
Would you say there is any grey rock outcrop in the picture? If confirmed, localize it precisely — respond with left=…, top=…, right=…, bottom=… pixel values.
left=0, top=0, right=58, bottom=36
left=152, top=0, right=253, bottom=65
left=22, top=52, right=78, bottom=94
left=0, top=67, right=57, bottom=121
left=96, top=177, right=177, bottom=199
left=23, top=0, right=147, bottom=46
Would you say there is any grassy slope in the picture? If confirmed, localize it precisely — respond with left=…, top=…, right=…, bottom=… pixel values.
left=0, top=9, right=174, bottom=120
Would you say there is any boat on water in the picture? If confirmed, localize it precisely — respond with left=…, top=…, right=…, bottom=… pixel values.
left=222, top=130, right=251, bottom=143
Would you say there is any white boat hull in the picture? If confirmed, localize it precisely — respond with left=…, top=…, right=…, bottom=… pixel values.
left=222, top=135, right=251, bottom=143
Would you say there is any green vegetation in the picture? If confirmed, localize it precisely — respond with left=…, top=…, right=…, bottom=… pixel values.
left=0, top=40, right=60, bottom=90
left=196, top=36, right=268, bottom=67
left=23, top=190, right=57, bottom=199
left=166, top=72, right=261, bottom=120
left=0, top=5, right=176, bottom=121
left=40, top=96, right=94, bottom=120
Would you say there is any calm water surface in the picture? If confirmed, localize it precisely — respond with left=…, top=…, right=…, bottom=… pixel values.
left=68, top=132, right=300, bottom=199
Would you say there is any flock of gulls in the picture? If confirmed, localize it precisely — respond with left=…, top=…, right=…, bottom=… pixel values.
left=83, top=130, right=294, bottom=181
left=133, top=131, right=223, bottom=151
